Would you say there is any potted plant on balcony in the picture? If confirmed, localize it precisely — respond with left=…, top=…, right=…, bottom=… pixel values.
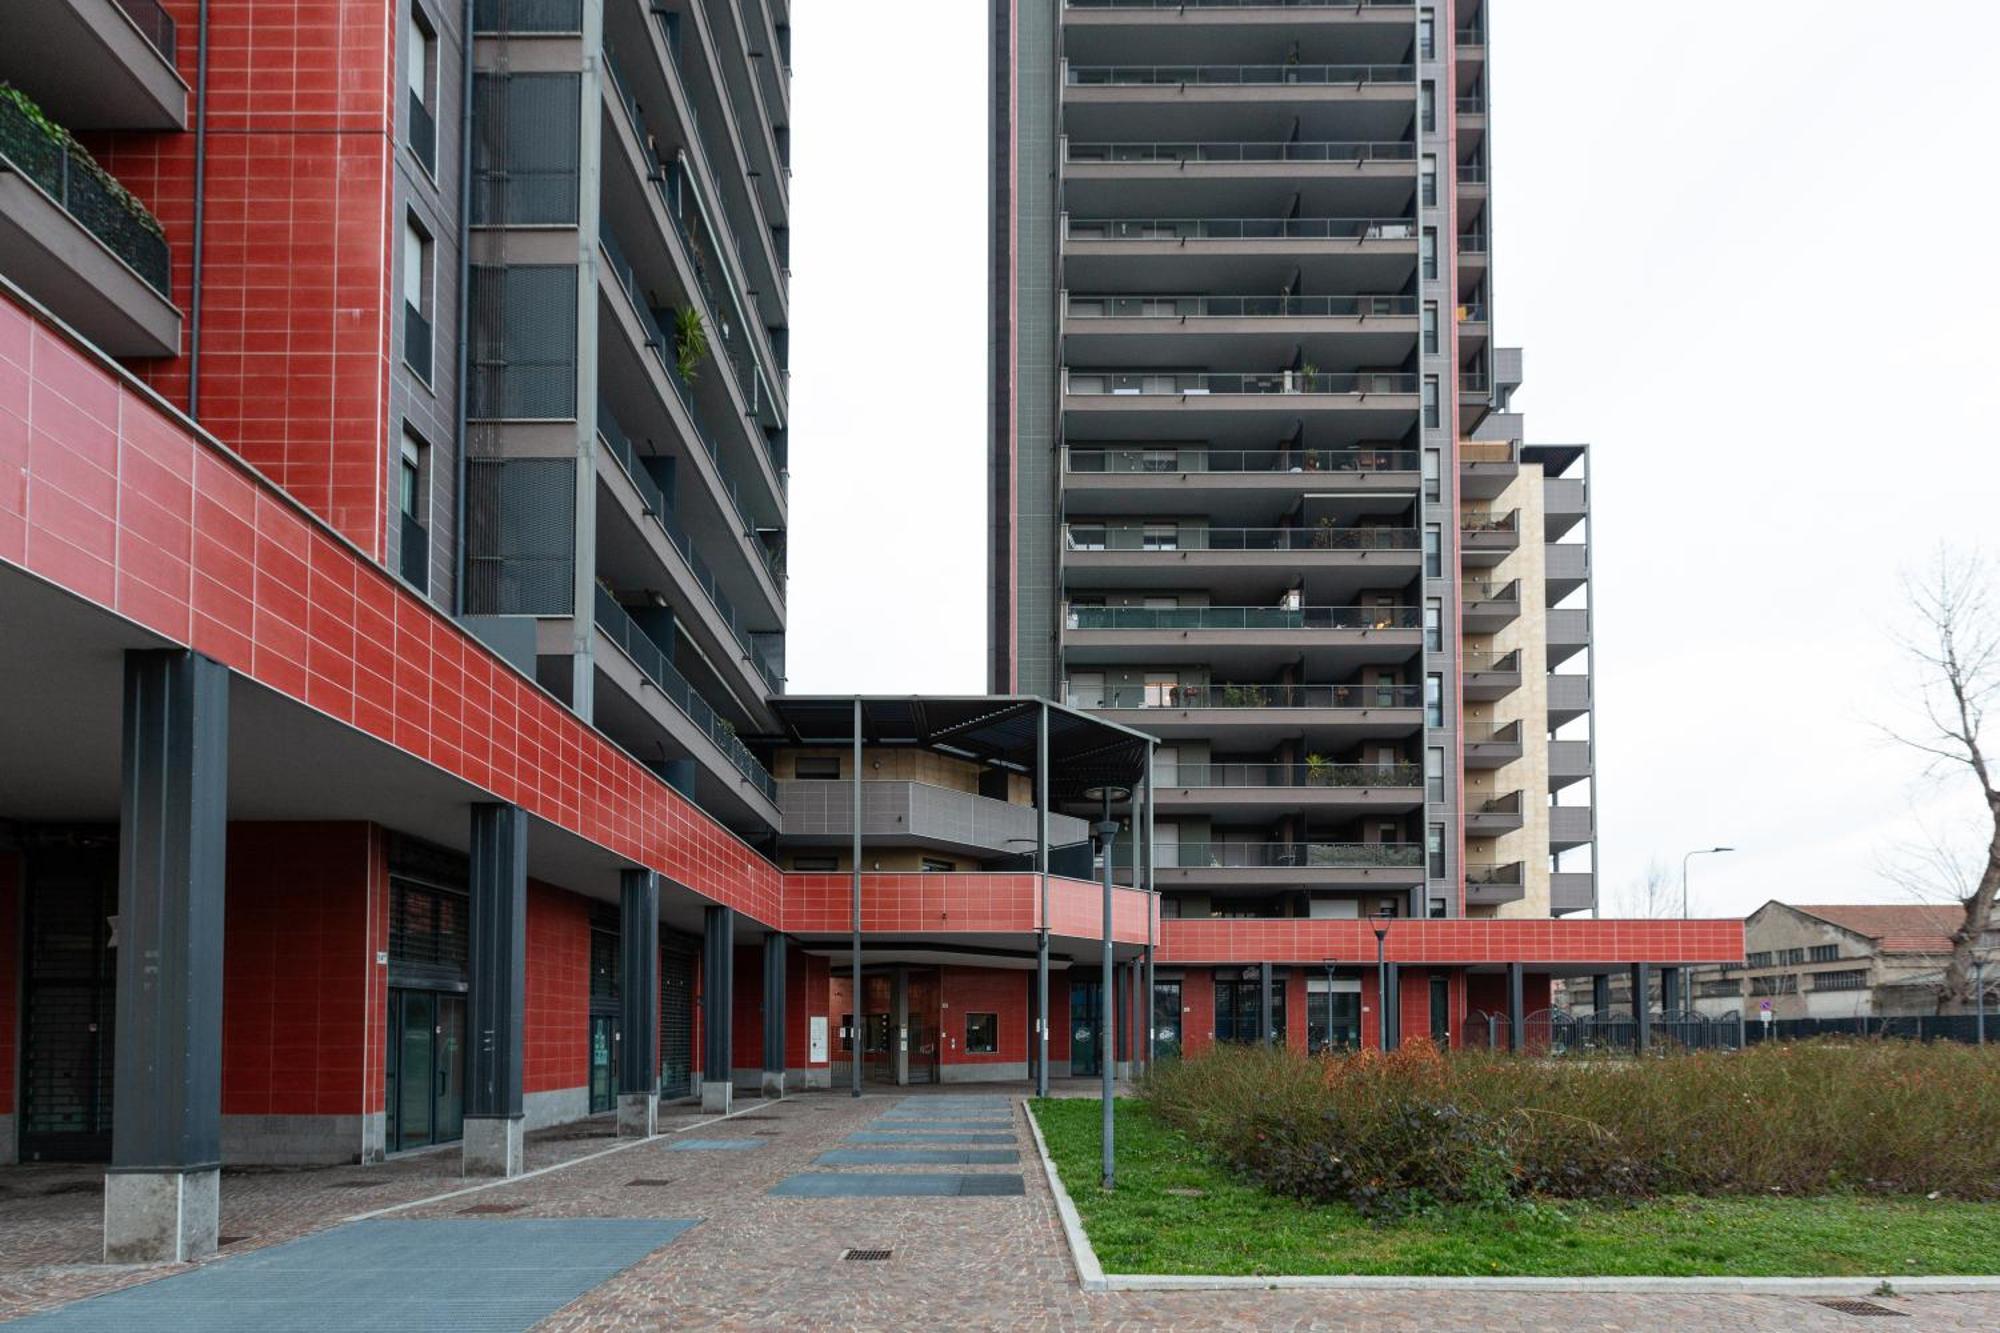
left=1305, top=752, right=1335, bottom=787
left=673, top=306, right=708, bottom=383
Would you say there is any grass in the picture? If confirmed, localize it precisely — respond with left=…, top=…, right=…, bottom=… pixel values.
left=1032, top=1097, right=2000, bottom=1277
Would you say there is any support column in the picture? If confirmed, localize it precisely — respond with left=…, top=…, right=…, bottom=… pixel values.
left=1034, top=701, right=1050, bottom=1097
left=465, top=803, right=528, bottom=1176
left=1632, top=963, right=1652, bottom=1053
left=1662, top=966, right=1683, bottom=1015
left=1506, top=962, right=1525, bottom=1054
left=850, top=698, right=863, bottom=1099
left=892, top=965, right=910, bottom=1085
left=1384, top=963, right=1401, bottom=1051
left=1258, top=962, right=1274, bottom=1048
left=107, top=650, right=228, bottom=1264
left=1143, top=947, right=1156, bottom=1071
left=762, top=933, right=787, bottom=1098
left=618, top=869, right=659, bottom=1137
left=1592, top=973, right=1611, bottom=1017
left=702, top=905, right=736, bottom=1112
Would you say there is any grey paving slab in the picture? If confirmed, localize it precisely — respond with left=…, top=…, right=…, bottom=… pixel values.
left=816, top=1149, right=1023, bottom=1166
left=768, top=1173, right=1027, bottom=1198
left=664, top=1139, right=765, bottom=1152
left=846, top=1131, right=1017, bottom=1144
left=8, top=1218, right=692, bottom=1331
left=874, top=1118, right=1014, bottom=1128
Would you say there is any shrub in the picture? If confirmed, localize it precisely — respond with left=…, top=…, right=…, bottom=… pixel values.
left=1144, top=1040, right=2000, bottom=1212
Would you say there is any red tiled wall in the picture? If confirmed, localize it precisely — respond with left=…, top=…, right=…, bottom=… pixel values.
left=84, top=0, right=397, bottom=556
left=1284, top=970, right=1307, bottom=1049
left=730, top=943, right=762, bottom=1070
left=1160, top=917, right=1745, bottom=967
left=0, top=849, right=18, bottom=1121
left=1399, top=968, right=1433, bottom=1047
left=222, top=823, right=385, bottom=1117
left=1179, top=968, right=1215, bottom=1056
left=785, top=951, right=829, bottom=1070
left=940, top=967, right=1027, bottom=1068
left=525, top=882, right=589, bottom=1094
left=1049, top=974, right=1072, bottom=1063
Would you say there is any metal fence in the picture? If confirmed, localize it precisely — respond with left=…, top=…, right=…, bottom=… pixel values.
left=1743, top=1014, right=1988, bottom=1045
left=1465, top=1009, right=1745, bottom=1055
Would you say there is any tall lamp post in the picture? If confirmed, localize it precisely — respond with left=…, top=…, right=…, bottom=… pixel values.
left=1681, top=846, right=1735, bottom=918
left=1373, top=921, right=1390, bottom=1051
left=1085, top=783, right=1130, bottom=1191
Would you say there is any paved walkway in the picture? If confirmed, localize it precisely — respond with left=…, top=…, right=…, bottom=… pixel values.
left=6, top=1087, right=2000, bottom=1330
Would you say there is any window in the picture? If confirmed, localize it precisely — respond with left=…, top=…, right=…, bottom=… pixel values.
left=1421, top=227, right=1438, bottom=280
left=1143, top=671, right=1178, bottom=706
left=406, top=7, right=438, bottom=175
left=1809, top=944, right=1839, bottom=963
left=1420, top=81, right=1436, bottom=133
left=1422, top=376, right=1441, bottom=429
left=1425, top=674, right=1444, bottom=728
left=1426, top=746, right=1445, bottom=803
left=1421, top=155, right=1438, bottom=207
left=965, top=1012, right=998, bottom=1054
left=1428, top=897, right=1447, bottom=919
left=793, top=755, right=840, bottom=781
left=920, top=857, right=957, bottom=873
left=1745, top=950, right=1774, bottom=969
left=398, top=432, right=428, bottom=591
left=1422, top=301, right=1440, bottom=356
left=1425, top=598, right=1442, bottom=650
left=1781, top=947, right=1807, bottom=966
left=400, top=435, right=424, bottom=522
left=1420, top=10, right=1437, bottom=60
left=1422, top=448, right=1442, bottom=502
left=840, top=1013, right=854, bottom=1052
left=1813, top=969, right=1868, bottom=992
left=403, top=215, right=434, bottom=383
left=1068, top=522, right=1107, bottom=550
left=1143, top=522, right=1179, bottom=550
left=1423, top=524, right=1442, bottom=577
left=1426, top=823, right=1446, bottom=878
left=1750, top=974, right=1799, bottom=996
left=792, top=856, right=838, bottom=872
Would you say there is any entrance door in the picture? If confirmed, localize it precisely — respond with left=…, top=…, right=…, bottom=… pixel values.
left=386, top=989, right=465, bottom=1153
left=589, top=1014, right=620, bottom=1113
left=1214, top=978, right=1285, bottom=1045
left=20, top=843, right=118, bottom=1162
left=1070, top=980, right=1103, bottom=1077
left=1151, top=980, right=1183, bottom=1060
left=1307, top=976, right=1362, bottom=1052
left=1430, top=973, right=1451, bottom=1045
left=660, top=934, right=696, bottom=1099
left=907, top=970, right=940, bottom=1085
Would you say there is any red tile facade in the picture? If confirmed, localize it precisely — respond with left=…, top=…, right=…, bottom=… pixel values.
left=84, top=0, right=398, bottom=557
left=525, top=883, right=590, bottom=1095
left=940, top=967, right=1029, bottom=1070
left=1158, top=917, right=1744, bottom=967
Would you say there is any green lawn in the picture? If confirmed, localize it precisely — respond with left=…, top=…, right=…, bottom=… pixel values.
left=1031, top=1097, right=2000, bottom=1277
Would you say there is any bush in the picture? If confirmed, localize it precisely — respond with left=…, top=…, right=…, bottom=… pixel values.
left=1144, top=1040, right=2000, bottom=1213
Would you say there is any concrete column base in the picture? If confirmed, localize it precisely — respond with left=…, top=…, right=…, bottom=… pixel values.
left=700, top=1081, right=734, bottom=1115
left=103, top=1167, right=219, bottom=1264
left=759, top=1071, right=786, bottom=1099
left=617, top=1093, right=659, bottom=1138
left=461, top=1117, right=525, bottom=1177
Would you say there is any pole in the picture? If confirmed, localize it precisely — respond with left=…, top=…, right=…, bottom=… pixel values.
left=1099, top=790, right=1117, bottom=1191
left=1375, top=931, right=1388, bottom=1050
left=850, top=698, right=862, bottom=1098
left=1036, top=702, right=1050, bottom=1097
left=1141, top=746, right=1154, bottom=1075
left=1978, top=957, right=1987, bottom=1047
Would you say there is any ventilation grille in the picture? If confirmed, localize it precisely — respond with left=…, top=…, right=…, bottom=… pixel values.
left=1816, top=1300, right=1908, bottom=1318
left=842, top=1249, right=892, bottom=1263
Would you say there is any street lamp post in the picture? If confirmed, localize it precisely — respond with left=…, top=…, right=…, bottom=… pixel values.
left=1085, top=784, right=1130, bottom=1192
left=1373, top=922, right=1390, bottom=1051
left=1680, top=846, right=1735, bottom=918
left=1322, top=957, right=1337, bottom=1054
left=1977, top=956, right=1987, bottom=1047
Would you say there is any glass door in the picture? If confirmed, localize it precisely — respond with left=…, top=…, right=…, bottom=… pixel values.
left=391, top=989, right=437, bottom=1151
left=1151, top=980, right=1183, bottom=1060
left=589, top=1014, right=619, bottom=1114
left=1307, top=977, right=1362, bottom=1053
left=1070, top=980, right=1103, bottom=1077
left=435, top=995, right=465, bottom=1143
left=1430, top=973, right=1451, bottom=1045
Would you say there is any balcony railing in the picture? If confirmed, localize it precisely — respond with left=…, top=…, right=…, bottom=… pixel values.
left=1458, top=233, right=1488, bottom=255
left=1067, top=293, right=1418, bottom=319
left=1067, top=445, right=1416, bottom=474
left=1464, top=650, right=1522, bottom=674
left=1067, top=370, right=1419, bottom=396
left=597, top=403, right=784, bottom=692
left=1455, top=27, right=1487, bottom=47
left=1465, top=720, right=1523, bottom=745
left=1462, top=580, right=1521, bottom=604
left=1068, top=0, right=1414, bottom=8
left=1070, top=681, right=1421, bottom=710
left=1158, top=842, right=1425, bottom=870
left=407, top=87, right=437, bottom=175
left=1068, top=64, right=1415, bottom=86
left=1067, top=604, right=1421, bottom=631
left=1458, top=302, right=1490, bottom=323
left=1456, top=95, right=1485, bottom=114
left=1065, top=525, right=1419, bottom=552
left=1068, top=140, right=1415, bottom=165
left=593, top=585, right=777, bottom=799
left=1457, top=163, right=1487, bottom=185
left=1460, top=369, right=1491, bottom=393
left=1163, top=762, right=1422, bottom=789
left=403, top=301, right=432, bottom=383
left=1459, top=441, right=1516, bottom=465
left=1069, top=216, right=1415, bottom=242
left=1466, top=862, right=1524, bottom=888
left=472, top=0, right=585, bottom=32
left=0, top=90, right=171, bottom=298
left=1459, top=509, right=1518, bottom=533
left=114, top=0, right=178, bottom=61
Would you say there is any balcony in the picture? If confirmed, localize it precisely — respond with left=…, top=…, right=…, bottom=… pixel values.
left=1548, top=739, right=1591, bottom=791
left=1077, top=679, right=1421, bottom=745
left=1463, top=719, right=1522, bottom=769
left=0, top=0, right=187, bottom=131
left=777, top=779, right=1091, bottom=859
left=1546, top=542, right=1588, bottom=601
left=1460, top=579, right=1521, bottom=633
left=1063, top=446, right=1418, bottom=510
left=1547, top=607, right=1589, bottom=667
left=1458, top=507, right=1519, bottom=566
left=1550, top=871, right=1595, bottom=916
left=1067, top=603, right=1418, bottom=631
left=1153, top=840, right=1425, bottom=891
left=1465, top=860, right=1524, bottom=908
left=1066, top=524, right=1418, bottom=552
left=1067, top=140, right=1414, bottom=166
left=1067, top=62, right=1414, bottom=87
left=1068, top=215, right=1415, bottom=244
left=1547, top=672, right=1592, bottom=726
left=0, top=86, right=178, bottom=356
left=1066, top=369, right=1417, bottom=413
left=1457, top=438, right=1518, bottom=500
left=1463, top=649, right=1522, bottom=701
left=1465, top=789, right=1525, bottom=836
left=1157, top=761, right=1423, bottom=817
left=1545, top=475, right=1588, bottom=539
left=1550, top=805, right=1595, bottom=852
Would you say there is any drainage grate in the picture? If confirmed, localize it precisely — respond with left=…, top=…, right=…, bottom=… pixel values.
left=625, top=1179, right=674, bottom=1188
left=843, top=1249, right=893, bottom=1262
left=1816, top=1300, right=1908, bottom=1318
left=458, top=1202, right=526, bottom=1216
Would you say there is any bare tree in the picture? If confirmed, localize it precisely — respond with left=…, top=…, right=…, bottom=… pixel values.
left=1887, top=551, right=2000, bottom=1014
left=1614, top=856, right=1678, bottom=920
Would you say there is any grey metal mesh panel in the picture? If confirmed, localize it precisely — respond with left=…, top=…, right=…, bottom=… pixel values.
left=468, top=265, right=578, bottom=421
left=472, top=73, right=580, bottom=226
left=464, top=457, right=576, bottom=614
left=1013, top=0, right=1058, bottom=697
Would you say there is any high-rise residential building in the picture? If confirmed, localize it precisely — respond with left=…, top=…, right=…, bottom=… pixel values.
left=989, top=0, right=1597, bottom=924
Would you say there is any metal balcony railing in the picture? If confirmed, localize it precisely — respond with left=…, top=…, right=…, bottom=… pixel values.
left=1069, top=682, right=1421, bottom=710
left=1457, top=163, right=1487, bottom=185
left=592, top=586, right=777, bottom=799
left=0, top=91, right=171, bottom=298
left=1067, top=370, right=1419, bottom=396
left=1064, top=525, right=1419, bottom=552
left=1456, top=95, right=1485, bottom=114
left=407, top=87, right=437, bottom=175
left=1067, top=445, right=1416, bottom=474
left=1163, top=762, right=1422, bottom=789
left=1458, top=233, right=1489, bottom=255
left=1067, top=140, right=1415, bottom=165
left=1069, top=216, right=1416, bottom=242
left=1068, top=63, right=1415, bottom=86
left=114, top=0, right=178, bottom=61
left=1155, top=842, right=1425, bottom=870
left=1067, top=293, right=1418, bottom=319
left=1067, top=604, right=1422, bottom=631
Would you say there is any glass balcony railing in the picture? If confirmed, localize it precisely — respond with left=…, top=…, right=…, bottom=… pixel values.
left=1067, top=294, right=1418, bottom=319
left=1458, top=302, right=1490, bottom=323
left=1459, top=509, right=1518, bottom=534
left=1064, top=525, right=1419, bottom=552
left=1068, top=64, right=1415, bottom=86
left=115, top=0, right=178, bottom=61
left=1068, top=140, right=1415, bottom=165
left=1458, top=163, right=1488, bottom=185
left=1067, top=445, right=1417, bottom=474
left=1465, top=720, right=1524, bottom=745
left=1068, top=682, right=1421, bottom=710
left=1162, top=762, right=1422, bottom=789
left=1066, top=604, right=1422, bottom=631
left=1460, top=369, right=1492, bottom=393
left=1068, top=0, right=1413, bottom=8
left=1067, top=370, right=1420, bottom=396
left=1458, top=233, right=1489, bottom=255
left=1456, top=27, right=1488, bottom=47
left=593, top=585, right=777, bottom=799
left=1134, top=842, right=1424, bottom=871
left=1463, top=650, right=1523, bottom=674
left=1462, top=580, right=1521, bottom=605
left=1456, top=95, right=1486, bottom=114
left=1467, top=863, right=1525, bottom=890
left=0, top=89, right=171, bottom=298
left=1069, top=216, right=1416, bottom=242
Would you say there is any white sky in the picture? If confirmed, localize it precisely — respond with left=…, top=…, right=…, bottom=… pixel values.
left=783, top=1, right=2000, bottom=920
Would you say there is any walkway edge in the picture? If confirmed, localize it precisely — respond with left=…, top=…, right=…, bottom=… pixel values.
left=1019, top=1101, right=2000, bottom=1297
left=1021, top=1101, right=1107, bottom=1293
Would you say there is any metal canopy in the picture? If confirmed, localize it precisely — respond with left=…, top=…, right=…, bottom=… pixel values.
left=762, top=696, right=1155, bottom=803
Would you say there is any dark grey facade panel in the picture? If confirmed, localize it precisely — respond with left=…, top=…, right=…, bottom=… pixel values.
left=1011, top=0, right=1059, bottom=698
left=467, top=803, right=529, bottom=1122
left=468, top=264, right=578, bottom=420
left=471, top=73, right=582, bottom=227
left=465, top=457, right=577, bottom=615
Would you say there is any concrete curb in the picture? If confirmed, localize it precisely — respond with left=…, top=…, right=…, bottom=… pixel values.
left=1018, top=1100, right=2000, bottom=1297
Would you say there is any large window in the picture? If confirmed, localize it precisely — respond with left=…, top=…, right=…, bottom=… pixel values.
left=1306, top=974, right=1362, bottom=1053
left=1423, top=524, right=1441, bottom=576
left=1214, top=976, right=1284, bottom=1045
left=403, top=214, right=434, bottom=384
left=1422, top=302, right=1440, bottom=356
left=1422, top=376, right=1441, bottom=429
left=965, top=1012, right=997, bottom=1054
left=1421, top=227, right=1438, bottom=280
left=1425, top=674, right=1444, bottom=727
left=1421, top=155, right=1438, bottom=207
left=1809, top=944, right=1839, bottom=963
left=1812, top=969, right=1868, bottom=992
left=406, top=6, right=438, bottom=175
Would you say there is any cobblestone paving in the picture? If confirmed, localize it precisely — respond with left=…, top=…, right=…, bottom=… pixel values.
left=7, top=1089, right=2000, bottom=1331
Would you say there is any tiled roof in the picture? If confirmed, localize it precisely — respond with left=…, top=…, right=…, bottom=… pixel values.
left=1790, top=904, right=1967, bottom=954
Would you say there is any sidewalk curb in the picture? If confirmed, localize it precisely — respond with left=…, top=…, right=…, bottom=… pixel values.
left=1019, top=1100, right=2000, bottom=1297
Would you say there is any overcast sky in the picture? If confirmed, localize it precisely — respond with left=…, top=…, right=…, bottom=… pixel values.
left=782, top=1, right=2000, bottom=920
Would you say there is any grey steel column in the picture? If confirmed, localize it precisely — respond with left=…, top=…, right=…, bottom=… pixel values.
left=1592, top=973, right=1611, bottom=1017
left=1632, top=963, right=1652, bottom=1053
left=1141, top=749, right=1154, bottom=1074
left=892, top=965, right=910, bottom=1085
left=1384, top=963, right=1401, bottom=1051
left=466, top=802, right=528, bottom=1175
left=1036, top=701, right=1050, bottom=1096
left=1506, top=962, right=1524, bottom=1054
left=108, top=650, right=228, bottom=1264
left=702, top=905, right=736, bottom=1112
left=1259, top=961, right=1274, bottom=1048
left=1098, top=796, right=1117, bottom=1190
left=762, top=933, right=787, bottom=1098
left=850, top=697, right=862, bottom=1098
left=1662, top=965, right=1682, bottom=1015
left=617, top=869, right=659, bottom=1136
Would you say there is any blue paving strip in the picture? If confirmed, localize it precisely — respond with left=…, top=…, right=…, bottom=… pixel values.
left=12, top=1218, right=694, bottom=1332
left=873, top=1119, right=1013, bottom=1129
left=816, top=1148, right=1022, bottom=1166
left=846, top=1131, right=1016, bottom=1144
left=665, top=1138, right=765, bottom=1151
left=769, top=1173, right=1026, bottom=1198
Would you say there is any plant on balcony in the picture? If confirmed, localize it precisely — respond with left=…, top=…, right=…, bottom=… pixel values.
left=672, top=305, right=708, bottom=383
left=1304, top=752, right=1335, bottom=787
left=1311, top=516, right=1341, bottom=549
left=0, top=84, right=167, bottom=242
left=1219, top=684, right=1267, bottom=708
